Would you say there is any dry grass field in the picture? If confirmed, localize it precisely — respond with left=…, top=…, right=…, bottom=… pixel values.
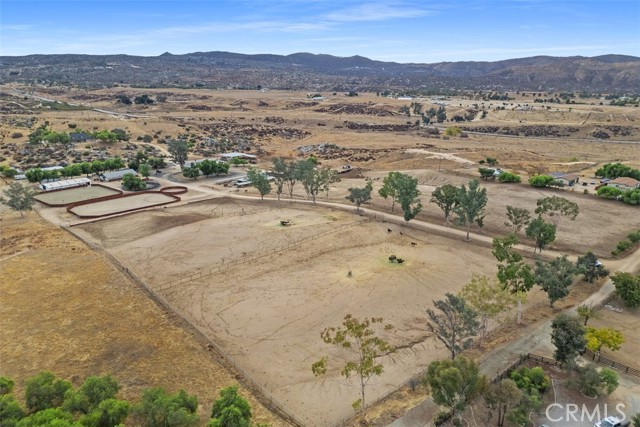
left=1, top=84, right=638, bottom=426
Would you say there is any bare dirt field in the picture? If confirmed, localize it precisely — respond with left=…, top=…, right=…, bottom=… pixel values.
left=72, top=198, right=500, bottom=426
left=68, top=191, right=179, bottom=217
left=33, top=185, right=121, bottom=205
left=214, top=168, right=640, bottom=258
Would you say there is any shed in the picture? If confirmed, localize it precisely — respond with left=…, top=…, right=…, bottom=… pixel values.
left=550, top=172, right=579, bottom=186
left=220, top=152, right=257, bottom=163
left=99, top=169, right=137, bottom=182
left=40, top=178, right=91, bottom=191
left=69, top=132, right=95, bottom=143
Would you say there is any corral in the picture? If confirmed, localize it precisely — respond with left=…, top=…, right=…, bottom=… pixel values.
left=67, top=190, right=181, bottom=218
left=34, top=184, right=122, bottom=206
left=72, top=198, right=499, bottom=427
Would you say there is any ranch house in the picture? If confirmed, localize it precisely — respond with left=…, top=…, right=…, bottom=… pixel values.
left=607, top=177, right=640, bottom=190
left=550, top=172, right=579, bottom=186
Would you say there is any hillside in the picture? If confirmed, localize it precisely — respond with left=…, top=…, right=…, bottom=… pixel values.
left=1, top=52, right=639, bottom=92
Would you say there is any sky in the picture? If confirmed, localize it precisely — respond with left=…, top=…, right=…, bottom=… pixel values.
left=1, top=0, right=639, bottom=63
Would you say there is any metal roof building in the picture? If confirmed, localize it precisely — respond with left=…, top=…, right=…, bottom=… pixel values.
left=39, top=178, right=91, bottom=191
left=99, top=169, right=137, bottom=181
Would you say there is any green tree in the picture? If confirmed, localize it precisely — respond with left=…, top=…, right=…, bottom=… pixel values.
left=569, top=365, right=619, bottom=397
left=312, top=315, right=394, bottom=417
left=121, top=173, right=146, bottom=191
left=209, top=386, right=251, bottom=427
left=167, top=140, right=190, bottom=169
left=504, top=206, right=531, bottom=234
left=63, top=375, right=119, bottom=414
left=0, top=377, right=14, bottom=395
left=246, top=168, right=272, bottom=200
left=551, top=314, right=586, bottom=366
left=483, top=379, right=522, bottom=427
left=182, top=166, right=201, bottom=180
left=133, top=388, right=198, bottom=427
left=270, top=158, right=287, bottom=200
left=394, top=173, right=422, bottom=222
left=91, top=161, right=105, bottom=174
left=478, top=167, right=496, bottom=180
left=345, top=180, right=373, bottom=212
left=525, top=217, right=556, bottom=255
left=1, top=183, right=37, bottom=217
left=585, top=327, right=624, bottom=353
left=597, top=186, right=623, bottom=199
left=454, top=179, right=487, bottom=240
left=631, top=413, right=640, bottom=427
left=24, top=168, right=44, bottom=183
left=528, top=175, right=555, bottom=188
left=197, top=160, right=216, bottom=177
left=509, top=366, right=550, bottom=395
left=134, top=94, right=155, bottom=105
left=535, top=195, right=579, bottom=226
left=431, top=184, right=460, bottom=223
left=460, top=274, right=515, bottom=336
left=378, top=171, right=402, bottom=213
left=138, top=163, right=151, bottom=179
left=149, top=157, right=167, bottom=171
left=81, top=399, right=129, bottom=427
left=0, top=393, right=25, bottom=427
left=16, top=408, right=80, bottom=427
left=298, top=166, right=332, bottom=204
left=576, top=252, right=609, bottom=283
left=612, top=272, right=640, bottom=307
left=25, top=372, right=72, bottom=413
left=426, top=293, right=480, bottom=359
left=497, top=172, right=521, bottom=183
left=492, top=234, right=535, bottom=324
left=423, top=357, right=486, bottom=422
left=577, top=303, right=601, bottom=326
left=535, top=255, right=576, bottom=307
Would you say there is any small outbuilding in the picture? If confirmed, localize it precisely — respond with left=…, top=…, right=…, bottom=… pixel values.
left=550, top=172, right=579, bottom=186
left=99, top=168, right=137, bottom=182
left=220, top=152, right=257, bottom=163
left=69, top=132, right=95, bottom=143
left=39, top=178, right=91, bottom=191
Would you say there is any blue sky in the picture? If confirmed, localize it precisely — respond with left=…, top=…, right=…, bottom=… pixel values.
left=1, top=0, right=639, bottom=62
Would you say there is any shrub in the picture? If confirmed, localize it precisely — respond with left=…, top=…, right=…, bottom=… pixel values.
left=509, top=366, right=550, bottom=395
left=628, top=230, right=640, bottom=243
left=11, top=132, right=23, bottom=139
left=498, top=172, right=521, bottom=183
left=616, top=240, right=632, bottom=252
left=528, top=175, right=555, bottom=187
left=597, top=186, right=623, bottom=199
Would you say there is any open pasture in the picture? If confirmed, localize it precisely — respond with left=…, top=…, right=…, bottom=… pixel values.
left=34, top=184, right=121, bottom=206
left=75, top=198, right=499, bottom=426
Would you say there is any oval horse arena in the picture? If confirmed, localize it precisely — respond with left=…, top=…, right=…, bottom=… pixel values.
left=67, top=188, right=187, bottom=218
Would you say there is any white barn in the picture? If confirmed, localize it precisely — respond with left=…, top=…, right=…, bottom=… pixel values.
left=40, top=178, right=91, bottom=191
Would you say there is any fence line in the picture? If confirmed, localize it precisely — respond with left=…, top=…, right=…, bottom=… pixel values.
left=157, top=219, right=367, bottom=292
left=582, top=348, right=640, bottom=377
left=61, top=224, right=307, bottom=427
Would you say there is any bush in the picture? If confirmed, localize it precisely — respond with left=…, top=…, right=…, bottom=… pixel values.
left=597, top=186, right=623, bottom=199
left=509, top=366, right=550, bottom=395
left=528, top=175, right=555, bottom=187
left=11, top=132, right=23, bottom=139
left=433, top=410, right=452, bottom=426
left=497, top=172, right=521, bottom=183
left=628, top=230, right=640, bottom=243
left=616, top=240, right=632, bottom=252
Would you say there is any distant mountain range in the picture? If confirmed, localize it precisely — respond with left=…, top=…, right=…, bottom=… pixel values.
left=1, top=51, right=639, bottom=92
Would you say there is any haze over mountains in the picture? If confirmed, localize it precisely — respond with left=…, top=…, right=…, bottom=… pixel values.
left=1, top=51, right=639, bottom=92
